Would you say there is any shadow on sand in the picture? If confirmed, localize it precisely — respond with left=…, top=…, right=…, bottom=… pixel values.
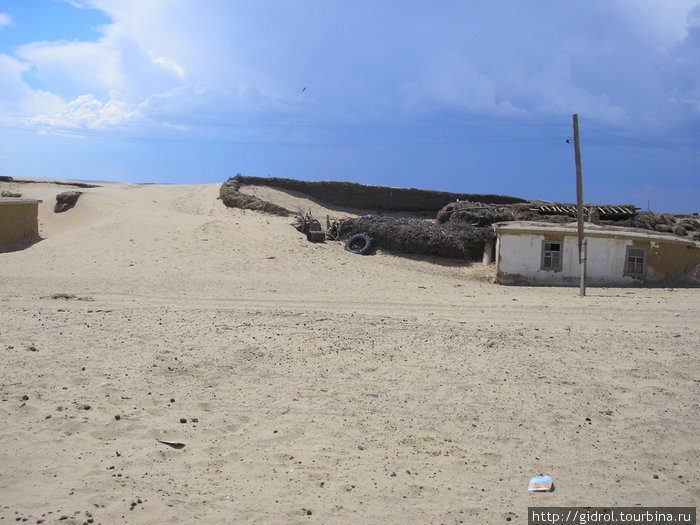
left=0, top=236, right=44, bottom=254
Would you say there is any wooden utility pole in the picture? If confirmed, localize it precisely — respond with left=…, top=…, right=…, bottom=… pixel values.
left=573, top=114, right=586, bottom=296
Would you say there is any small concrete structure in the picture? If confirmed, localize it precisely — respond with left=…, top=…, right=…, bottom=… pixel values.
left=0, top=198, right=40, bottom=247
left=494, top=221, right=700, bottom=286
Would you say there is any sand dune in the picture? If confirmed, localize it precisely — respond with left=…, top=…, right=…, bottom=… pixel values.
left=0, top=178, right=698, bottom=524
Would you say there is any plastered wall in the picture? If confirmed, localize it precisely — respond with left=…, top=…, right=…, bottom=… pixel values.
left=0, top=201, right=39, bottom=247
left=496, top=232, right=699, bottom=285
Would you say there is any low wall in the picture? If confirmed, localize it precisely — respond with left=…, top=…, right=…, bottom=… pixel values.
left=228, top=175, right=527, bottom=213
left=0, top=199, right=40, bottom=246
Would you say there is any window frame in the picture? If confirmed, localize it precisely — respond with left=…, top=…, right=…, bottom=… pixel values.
left=541, top=239, right=563, bottom=271
left=624, top=245, right=647, bottom=277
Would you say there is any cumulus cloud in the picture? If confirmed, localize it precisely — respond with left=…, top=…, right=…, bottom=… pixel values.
left=496, top=55, right=629, bottom=126
left=17, top=39, right=124, bottom=99
left=3, top=0, right=699, bottom=139
left=137, top=77, right=304, bottom=133
left=6, top=2, right=273, bottom=131
left=398, top=50, right=627, bottom=125
left=0, top=54, right=65, bottom=119
left=399, top=49, right=523, bottom=117
left=655, top=4, right=700, bottom=121
left=11, top=1, right=196, bottom=106
left=28, top=92, right=140, bottom=130
left=611, top=0, right=700, bottom=46
left=151, top=55, right=185, bottom=79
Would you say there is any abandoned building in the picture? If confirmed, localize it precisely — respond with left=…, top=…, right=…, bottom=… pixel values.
left=0, top=197, right=40, bottom=247
left=494, top=221, right=700, bottom=286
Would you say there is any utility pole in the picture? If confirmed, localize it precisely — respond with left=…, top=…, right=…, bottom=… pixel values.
left=573, top=114, right=586, bottom=297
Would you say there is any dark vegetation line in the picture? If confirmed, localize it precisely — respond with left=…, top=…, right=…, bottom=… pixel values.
left=0, top=176, right=99, bottom=189
left=229, top=174, right=527, bottom=213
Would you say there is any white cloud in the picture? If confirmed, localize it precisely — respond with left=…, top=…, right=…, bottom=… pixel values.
left=28, top=92, right=140, bottom=130
left=399, top=50, right=523, bottom=117
left=654, top=5, right=700, bottom=123
left=0, top=13, right=11, bottom=29
left=497, top=55, right=629, bottom=126
left=3, top=2, right=247, bottom=132
left=13, top=2, right=194, bottom=105
left=151, top=56, right=185, bottom=79
left=17, top=39, right=124, bottom=97
left=137, top=79, right=286, bottom=129
left=398, top=50, right=627, bottom=125
left=611, top=0, right=700, bottom=47
left=0, top=54, right=65, bottom=119
left=3, top=1, right=699, bottom=139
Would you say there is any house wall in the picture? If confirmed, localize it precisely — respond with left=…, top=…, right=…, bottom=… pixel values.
left=646, top=242, right=700, bottom=283
left=496, top=232, right=700, bottom=285
left=496, top=233, right=582, bottom=285
left=584, top=236, right=632, bottom=284
left=0, top=201, right=39, bottom=247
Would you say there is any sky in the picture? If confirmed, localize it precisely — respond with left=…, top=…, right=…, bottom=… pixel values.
left=0, top=1, right=698, bottom=213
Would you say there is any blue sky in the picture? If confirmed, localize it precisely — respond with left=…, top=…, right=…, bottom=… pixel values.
left=0, top=1, right=698, bottom=213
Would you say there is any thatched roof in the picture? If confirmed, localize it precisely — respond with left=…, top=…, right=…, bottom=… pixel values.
left=437, top=200, right=700, bottom=240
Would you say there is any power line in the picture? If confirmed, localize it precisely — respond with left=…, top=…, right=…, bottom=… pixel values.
left=8, top=119, right=696, bottom=167
left=0, top=110, right=568, bottom=130
left=581, top=125, right=700, bottom=158
left=585, top=138, right=700, bottom=169
left=0, top=122, right=564, bottom=147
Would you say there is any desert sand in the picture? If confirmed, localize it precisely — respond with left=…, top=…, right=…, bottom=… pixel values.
left=0, top=178, right=698, bottom=524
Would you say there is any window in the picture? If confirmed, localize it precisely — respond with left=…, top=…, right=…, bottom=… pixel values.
left=541, top=240, right=562, bottom=271
left=625, top=246, right=646, bottom=276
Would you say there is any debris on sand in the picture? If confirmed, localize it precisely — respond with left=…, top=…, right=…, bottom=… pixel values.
left=157, top=439, right=186, bottom=449
left=528, top=475, right=554, bottom=492
left=46, top=293, right=94, bottom=301
left=345, top=233, right=372, bottom=255
left=295, top=214, right=325, bottom=242
left=54, top=191, right=82, bottom=213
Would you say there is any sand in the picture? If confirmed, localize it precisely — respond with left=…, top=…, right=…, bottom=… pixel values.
left=0, top=178, right=698, bottom=524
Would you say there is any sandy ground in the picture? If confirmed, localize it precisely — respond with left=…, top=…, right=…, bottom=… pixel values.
left=0, top=179, right=698, bottom=524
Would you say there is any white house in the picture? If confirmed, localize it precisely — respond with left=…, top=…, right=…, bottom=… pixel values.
left=493, top=221, right=700, bottom=286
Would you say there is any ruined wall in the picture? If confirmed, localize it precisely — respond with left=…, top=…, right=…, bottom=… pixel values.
left=0, top=200, right=39, bottom=246
left=646, top=241, right=700, bottom=283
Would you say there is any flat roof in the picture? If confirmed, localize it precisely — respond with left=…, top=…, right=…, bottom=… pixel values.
left=493, top=221, right=700, bottom=248
left=0, top=198, right=41, bottom=205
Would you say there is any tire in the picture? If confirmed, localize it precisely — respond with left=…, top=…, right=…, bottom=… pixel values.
left=345, top=233, right=373, bottom=255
